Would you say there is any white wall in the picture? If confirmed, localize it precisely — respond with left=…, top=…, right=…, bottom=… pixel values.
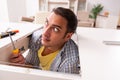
left=26, top=0, right=39, bottom=16
left=0, top=0, right=9, bottom=22
left=7, top=0, right=26, bottom=22
left=1, top=0, right=119, bottom=22
left=7, top=0, right=39, bottom=22
left=86, top=0, right=120, bottom=29
left=86, top=0, right=120, bottom=16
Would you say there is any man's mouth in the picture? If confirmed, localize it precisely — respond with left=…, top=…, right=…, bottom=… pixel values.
left=42, top=35, right=50, bottom=41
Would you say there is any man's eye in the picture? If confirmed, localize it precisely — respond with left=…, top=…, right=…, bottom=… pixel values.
left=53, top=27, right=59, bottom=32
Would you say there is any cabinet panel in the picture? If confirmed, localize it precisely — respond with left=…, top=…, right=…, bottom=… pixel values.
left=96, top=15, right=119, bottom=29
left=39, top=0, right=80, bottom=14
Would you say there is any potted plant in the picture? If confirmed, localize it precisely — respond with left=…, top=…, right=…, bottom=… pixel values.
left=89, top=4, right=104, bottom=27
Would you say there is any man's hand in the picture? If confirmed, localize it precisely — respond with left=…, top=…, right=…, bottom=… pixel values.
left=9, top=53, right=25, bottom=64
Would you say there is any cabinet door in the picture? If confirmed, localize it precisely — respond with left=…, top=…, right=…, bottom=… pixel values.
left=47, top=0, right=69, bottom=11
left=96, top=15, right=118, bottom=29
left=39, top=0, right=79, bottom=14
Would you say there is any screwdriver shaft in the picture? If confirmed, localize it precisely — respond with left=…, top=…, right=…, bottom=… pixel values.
left=9, top=33, right=16, bottom=50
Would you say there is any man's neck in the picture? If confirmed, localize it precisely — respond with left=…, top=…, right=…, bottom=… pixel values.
left=42, top=46, right=61, bottom=56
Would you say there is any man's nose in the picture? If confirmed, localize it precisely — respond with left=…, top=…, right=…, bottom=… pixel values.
left=43, top=26, right=51, bottom=36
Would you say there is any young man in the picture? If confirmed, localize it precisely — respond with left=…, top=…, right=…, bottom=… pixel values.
left=9, top=7, right=80, bottom=74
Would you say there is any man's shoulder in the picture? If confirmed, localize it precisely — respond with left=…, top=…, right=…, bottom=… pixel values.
left=32, top=27, right=43, bottom=37
left=31, top=27, right=43, bottom=42
left=66, top=39, right=78, bottom=48
left=60, top=39, right=80, bottom=66
left=62, top=39, right=79, bottom=54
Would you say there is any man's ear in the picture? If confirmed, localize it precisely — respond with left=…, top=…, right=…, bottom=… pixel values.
left=65, top=32, right=73, bottom=41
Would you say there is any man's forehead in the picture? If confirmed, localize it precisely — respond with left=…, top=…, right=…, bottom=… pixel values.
left=46, top=12, right=68, bottom=29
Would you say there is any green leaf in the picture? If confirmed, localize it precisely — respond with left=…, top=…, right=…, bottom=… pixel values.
left=90, top=4, right=104, bottom=19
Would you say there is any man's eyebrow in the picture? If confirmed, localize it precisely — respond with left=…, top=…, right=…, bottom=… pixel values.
left=46, top=17, right=62, bottom=29
left=46, top=18, right=57, bottom=25
left=52, top=24, right=62, bottom=29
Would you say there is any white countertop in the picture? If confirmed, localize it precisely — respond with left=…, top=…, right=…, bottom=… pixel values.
left=73, top=27, right=120, bottom=80
left=0, top=22, right=42, bottom=48
left=1, top=23, right=120, bottom=80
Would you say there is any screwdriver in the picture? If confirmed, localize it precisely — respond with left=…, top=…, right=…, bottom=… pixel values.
left=0, top=30, right=19, bottom=39
left=9, top=33, right=19, bottom=54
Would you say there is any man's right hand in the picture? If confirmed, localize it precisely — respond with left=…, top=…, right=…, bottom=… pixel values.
left=9, top=53, right=25, bottom=64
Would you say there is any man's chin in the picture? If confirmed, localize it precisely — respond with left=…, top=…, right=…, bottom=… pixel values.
left=41, top=41, right=49, bottom=46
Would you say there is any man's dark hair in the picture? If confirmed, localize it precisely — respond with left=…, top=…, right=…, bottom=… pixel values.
left=52, top=7, right=78, bottom=33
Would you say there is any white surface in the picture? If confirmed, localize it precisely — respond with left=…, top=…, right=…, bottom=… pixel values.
left=1, top=24, right=120, bottom=80
left=87, top=0, right=120, bottom=16
left=0, top=22, right=42, bottom=61
left=96, top=15, right=119, bottom=29
left=7, top=0, right=39, bottom=22
left=7, top=0, right=26, bottom=22
left=0, top=22, right=42, bottom=48
left=74, top=27, right=120, bottom=80
left=0, top=64, right=80, bottom=80
left=0, top=0, right=9, bottom=22
left=26, top=0, right=39, bottom=16
left=47, top=0, right=69, bottom=11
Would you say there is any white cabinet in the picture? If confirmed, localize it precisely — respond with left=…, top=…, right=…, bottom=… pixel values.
left=39, top=0, right=70, bottom=11
left=39, top=0, right=79, bottom=14
left=47, top=0, right=70, bottom=11
left=69, top=0, right=78, bottom=14
left=96, top=15, right=119, bottom=29
left=78, top=0, right=86, bottom=11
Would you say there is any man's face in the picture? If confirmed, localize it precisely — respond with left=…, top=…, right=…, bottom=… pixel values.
left=41, top=12, right=72, bottom=49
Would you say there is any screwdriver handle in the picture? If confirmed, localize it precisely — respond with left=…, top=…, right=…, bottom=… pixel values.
left=12, top=48, right=19, bottom=54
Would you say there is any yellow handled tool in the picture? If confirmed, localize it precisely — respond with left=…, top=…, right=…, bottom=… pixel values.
left=9, top=33, right=19, bottom=54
